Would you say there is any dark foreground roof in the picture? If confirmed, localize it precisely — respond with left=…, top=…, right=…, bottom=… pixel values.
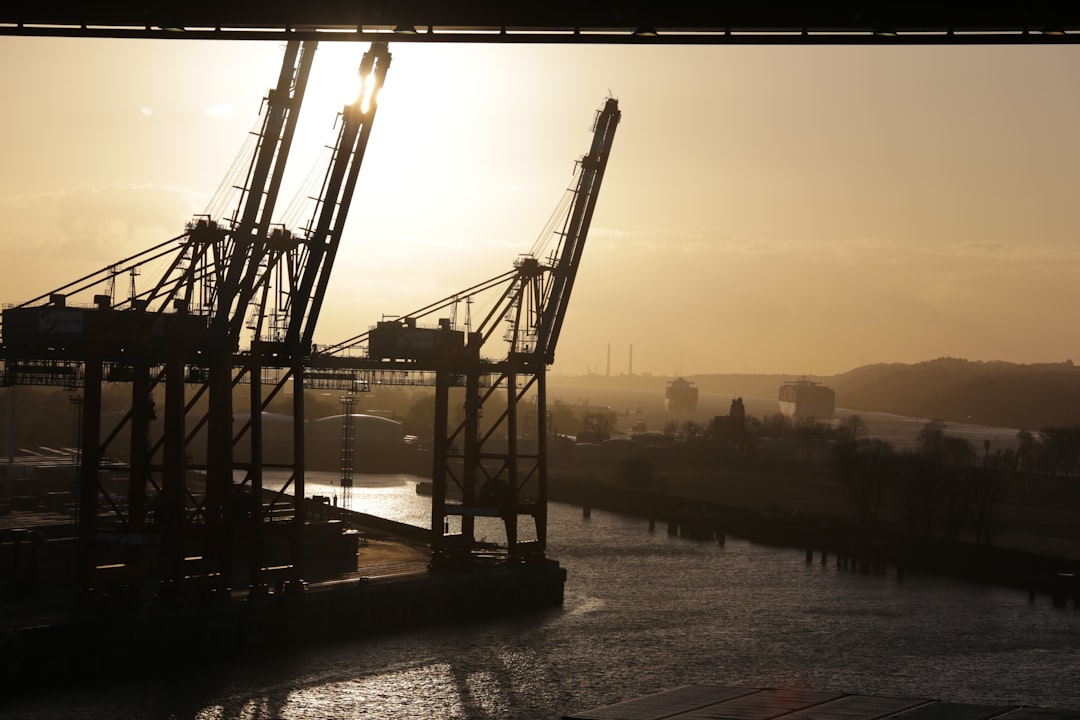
left=564, top=685, right=1078, bottom=720
left=2, top=2, right=1080, bottom=44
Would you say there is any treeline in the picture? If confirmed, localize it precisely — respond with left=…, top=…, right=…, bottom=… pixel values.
left=554, top=406, right=1080, bottom=547
left=833, top=420, right=1004, bottom=545
left=565, top=407, right=859, bottom=456
left=1015, top=426, right=1080, bottom=476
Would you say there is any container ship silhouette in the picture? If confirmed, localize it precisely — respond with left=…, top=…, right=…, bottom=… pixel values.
left=665, top=377, right=699, bottom=412
left=778, top=379, right=835, bottom=420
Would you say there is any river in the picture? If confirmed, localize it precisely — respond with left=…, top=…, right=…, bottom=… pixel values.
left=733, top=394, right=1022, bottom=452
left=4, top=472, right=1079, bottom=719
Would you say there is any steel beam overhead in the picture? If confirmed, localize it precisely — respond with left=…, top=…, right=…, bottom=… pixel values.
left=2, top=2, right=1080, bottom=44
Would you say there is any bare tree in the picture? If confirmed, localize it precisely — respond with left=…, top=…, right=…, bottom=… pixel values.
left=839, top=414, right=868, bottom=443
left=579, top=411, right=615, bottom=442
left=968, top=467, right=1003, bottom=545
left=835, top=438, right=894, bottom=524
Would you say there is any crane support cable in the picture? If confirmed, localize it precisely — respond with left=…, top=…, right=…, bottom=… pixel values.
left=318, top=267, right=519, bottom=356
left=10, top=234, right=189, bottom=309
left=529, top=184, right=575, bottom=260
left=205, top=129, right=260, bottom=220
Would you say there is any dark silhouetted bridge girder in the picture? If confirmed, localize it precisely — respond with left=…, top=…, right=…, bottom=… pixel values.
left=2, top=1, right=1080, bottom=43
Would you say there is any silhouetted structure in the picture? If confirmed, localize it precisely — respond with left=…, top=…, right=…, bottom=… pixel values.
left=665, top=378, right=699, bottom=412
left=313, top=98, right=622, bottom=567
left=1, top=40, right=391, bottom=601
left=729, top=397, right=745, bottom=431
left=778, top=380, right=835, bottom=420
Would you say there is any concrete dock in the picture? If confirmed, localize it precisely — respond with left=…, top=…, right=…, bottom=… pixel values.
left=0, top=476, right=567, bottom=697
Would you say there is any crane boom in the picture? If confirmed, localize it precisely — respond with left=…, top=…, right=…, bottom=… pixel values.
left=534, top=97, right=620, bottom=364
left=284, top=41, right=392, bottom=357
left=213, top=40, right=316, bottom=343
left=279, top=96, right=620, bottom=568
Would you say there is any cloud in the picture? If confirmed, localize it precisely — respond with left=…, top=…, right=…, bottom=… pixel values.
left=2, top=183, right=208, bottom=302
left=587, top=226, right=630, bottom=239
left=203, top=101, right=233, bottom=118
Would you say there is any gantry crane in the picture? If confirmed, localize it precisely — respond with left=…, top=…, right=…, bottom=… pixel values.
left=0, top=40, right=391, bottom=602
left=315, top=97, right=621, bottom=567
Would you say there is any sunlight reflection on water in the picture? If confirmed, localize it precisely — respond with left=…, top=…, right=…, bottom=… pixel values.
left=263, top=470, right=432, bottom=529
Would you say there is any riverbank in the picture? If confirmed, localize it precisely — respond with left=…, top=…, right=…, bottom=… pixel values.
left=547, top=463, right=1080, bottom=601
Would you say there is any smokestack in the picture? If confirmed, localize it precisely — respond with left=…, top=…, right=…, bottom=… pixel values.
left=606, top=343, right=611, bottom=377
left=629, top=344, right=633, bottom=375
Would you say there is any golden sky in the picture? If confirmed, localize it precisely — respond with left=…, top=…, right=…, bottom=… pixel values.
left=2, top=38, right=1079, bottom=376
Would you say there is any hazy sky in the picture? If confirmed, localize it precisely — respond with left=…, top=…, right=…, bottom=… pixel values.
left=2, top=38, right=1079, bottom=376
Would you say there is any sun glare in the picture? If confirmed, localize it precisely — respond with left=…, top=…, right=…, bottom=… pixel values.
left=342, top=71, right=365, bottom=110
left=359, top=72, right=377, bottom=114
left=273, top=42, right=606, bottom=344
left=301, top=45, right=368, bottom=120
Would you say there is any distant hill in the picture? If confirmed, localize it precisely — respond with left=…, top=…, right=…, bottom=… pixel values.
left=830, top=357, right=1080, bottom=430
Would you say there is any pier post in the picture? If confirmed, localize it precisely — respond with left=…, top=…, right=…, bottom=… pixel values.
left=292, top=364, right=306, bottom=584
left=248, top=345, right=264, bottom=592
left=125, top=355, right=150, bottom=587
left=5, top=384, right=14, bottom=465
left=77, top=353, right=103, bottom=594
left=160, top=334, right=186, bottom=596
left=431, top=365, right=449, bottom=562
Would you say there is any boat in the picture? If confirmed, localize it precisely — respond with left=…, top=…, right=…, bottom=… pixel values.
left=416, top=480, right=461, bottom=499
left=665, top=377, right=699, bottom=412
left=778, top=379, right=835, bottom=420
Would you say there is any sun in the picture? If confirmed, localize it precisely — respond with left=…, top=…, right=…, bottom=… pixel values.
left=266, top=42, right=594, bottom=345
left=304, top=43, right=369, bottom=116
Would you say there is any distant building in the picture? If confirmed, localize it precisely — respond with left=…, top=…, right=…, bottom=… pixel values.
left=729, top=397, right=745, bottom=430
left=307, top=413, right=408, bottom=472
left=710, top=397, right=746, bottom=438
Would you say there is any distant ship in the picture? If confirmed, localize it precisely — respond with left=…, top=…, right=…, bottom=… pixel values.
left=665, top=377, right=699, bottom=412
left=778, top=379, right=835, bottom=420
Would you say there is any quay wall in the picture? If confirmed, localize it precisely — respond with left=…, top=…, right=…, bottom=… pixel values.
left=2, top=559, right=566, bottom=696
left=0, top=484, right=564, bottom=696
